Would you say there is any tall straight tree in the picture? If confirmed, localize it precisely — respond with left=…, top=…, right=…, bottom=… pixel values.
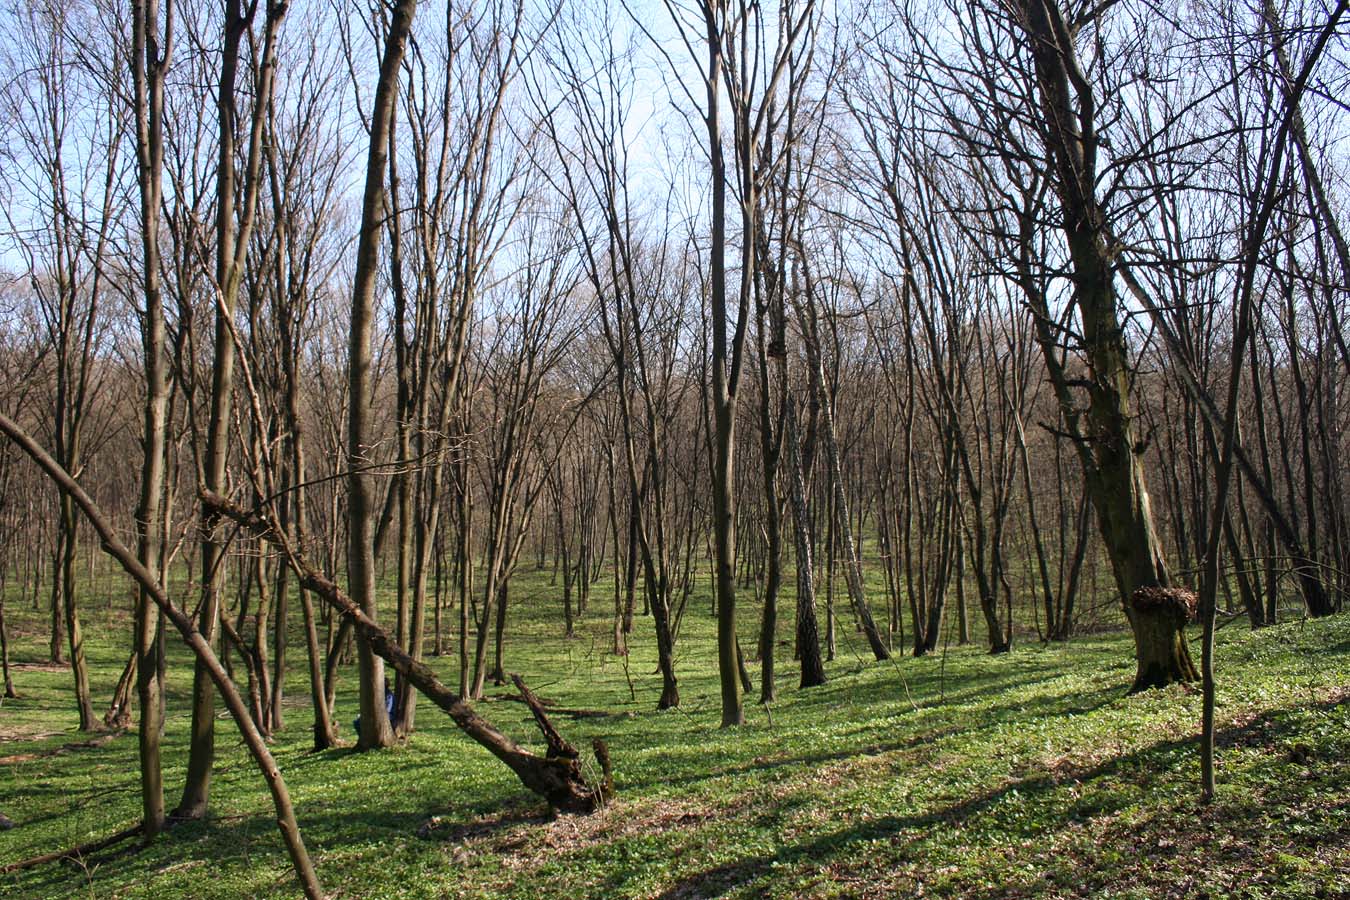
left=645, top=0, right=741, bottom=724
left=347, top=0, right=418, bottom=749
left=178, top=0, right=289, bottom=817
left=654, top=0, right=820, bottom=726
left=790, top=243, right=890, bottom=661
left=264, top=32, right=350, bottom=749
left=130, top=0, right=173, bottom=839
left=697, top=0, right=745, bottom=727
left=741, top=0, right=828, bottom=698
left=468, top=221, right=583, bottom=699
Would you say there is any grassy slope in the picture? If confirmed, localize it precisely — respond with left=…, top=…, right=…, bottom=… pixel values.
left=1, top=567, right=1347, bottom=899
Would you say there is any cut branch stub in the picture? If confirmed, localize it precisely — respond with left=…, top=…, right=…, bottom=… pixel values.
left=593, top=738, right=614, bottom=799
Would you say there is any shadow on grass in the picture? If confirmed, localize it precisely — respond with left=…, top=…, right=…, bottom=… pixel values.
left=651, top=691, right=1350, bottom=899
left=413, top=805, right=552, bottom=843
left=619, top=676, right=1121, bottom=793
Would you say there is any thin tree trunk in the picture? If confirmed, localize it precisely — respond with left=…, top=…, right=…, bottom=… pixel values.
left=0, top=414, right=323, bottom=899
left=0, top=588, right=14, bottom=698
left=60, top=497, right=96, bottom=730
left=346, top=0, right=418, bottom=750
left=784, top=395, right=825, bottom=688
left=795, top=266, right=889, bottom=661
left=459, top=483, right=472, bottom=699
left=180, top=0, right=287, bottom=815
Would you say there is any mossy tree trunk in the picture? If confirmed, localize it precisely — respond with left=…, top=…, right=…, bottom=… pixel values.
left=1014, top=0, right=1198, bottom=691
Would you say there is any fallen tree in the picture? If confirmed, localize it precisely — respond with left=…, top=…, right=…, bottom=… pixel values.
left=201, top=489, right=613, bottom=815
left=0, top=412, right=325, bottom=900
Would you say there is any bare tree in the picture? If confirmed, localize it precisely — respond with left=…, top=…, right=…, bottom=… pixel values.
left=0, top=0, right=131, bottom=729
left=346, top=0, right=417, bottom=750
left=129, top=0, right=173, bottom=837
left=178, top=0, right=290, bottom=815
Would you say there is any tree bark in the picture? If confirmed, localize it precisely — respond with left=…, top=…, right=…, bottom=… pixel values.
left=346, top=0, right=419, bottom=750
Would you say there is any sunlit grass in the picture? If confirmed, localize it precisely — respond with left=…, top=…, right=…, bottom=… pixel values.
left=1, top=563, right=1346, bottom=898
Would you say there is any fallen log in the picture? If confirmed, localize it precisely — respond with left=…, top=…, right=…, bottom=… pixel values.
left=0, top=824, right=143, bottom=874
left=203, top=490, right=613, bottom=814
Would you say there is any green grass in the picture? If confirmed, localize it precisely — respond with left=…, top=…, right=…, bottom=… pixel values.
left=1, top=565, right=1347, bottom=899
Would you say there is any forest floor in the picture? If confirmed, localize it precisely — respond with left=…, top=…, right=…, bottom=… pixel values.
left=1, top=571, right=1347, bottom=899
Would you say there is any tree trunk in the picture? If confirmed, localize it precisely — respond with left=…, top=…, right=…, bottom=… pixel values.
left=180, top=0, right=287, bottom=815
left=458, top=483, right=472, bottom=699
left=0, top=597, right=14, bottom=698
left=796, top=270, right=889, bottom=662
left=1015, top=0, right=1194, bottom=690
left=0, top=561, right=15, bottom=697
left=0, top=414, right=323, bottom=899
left=271, top=560, right=288, bottom=732
left=784, top=399, right=826, bottom=688
left=346, top=0, right=417, bottom=751
left=60, top=496, right=96, bottom=731
left=1127, top=588, right=1199, bottom=693
left=48, top=548, right=64, bottom=664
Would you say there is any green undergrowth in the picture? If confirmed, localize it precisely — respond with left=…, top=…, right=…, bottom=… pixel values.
left=1, top=568, right=1347, bottom=899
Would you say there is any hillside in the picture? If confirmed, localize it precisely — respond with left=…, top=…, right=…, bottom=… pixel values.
left=2, top=584, right=1347, bottom=899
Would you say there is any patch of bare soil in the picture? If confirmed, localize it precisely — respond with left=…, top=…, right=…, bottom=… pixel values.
left=419, top=796, right=720, bottom=873
left=0, top=723, right=67, bottom=744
